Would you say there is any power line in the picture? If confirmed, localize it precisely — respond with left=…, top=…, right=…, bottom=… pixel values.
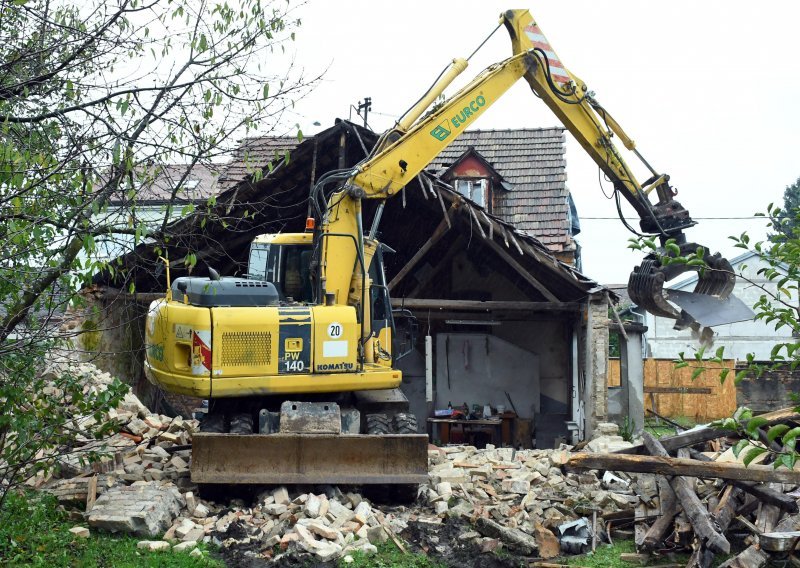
left=580, top=216, right=770, bottom=220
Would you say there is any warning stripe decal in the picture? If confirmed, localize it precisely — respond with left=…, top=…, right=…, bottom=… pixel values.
left=524, top=24, right=571, bottom=82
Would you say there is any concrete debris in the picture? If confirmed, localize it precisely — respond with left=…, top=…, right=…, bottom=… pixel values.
left=69, top=526, right=90, bottom=538
left=137, top=540, right=171, bottom=552
left=88, top=482, right=183, bottom=537
left=36, top=358, right=800, bottom=567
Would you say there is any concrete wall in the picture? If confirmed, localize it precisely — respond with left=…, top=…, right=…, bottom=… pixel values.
left=434, top=333, right=540, bottom=418
left=646, top=254, right=794, bottom=360
left=737, top=366, right=800, bottom=413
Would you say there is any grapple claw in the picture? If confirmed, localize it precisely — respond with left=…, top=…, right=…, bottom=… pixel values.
left=628, top=243, right=749, bottom=329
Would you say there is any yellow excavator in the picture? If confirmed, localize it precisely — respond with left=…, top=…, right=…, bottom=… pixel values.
left=145, top=9, right=746, bottom=487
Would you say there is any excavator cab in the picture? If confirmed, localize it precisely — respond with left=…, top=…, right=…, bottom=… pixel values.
left=249, top=234, right=314, bottom=303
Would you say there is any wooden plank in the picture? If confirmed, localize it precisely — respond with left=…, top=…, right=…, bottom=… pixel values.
left=689, top=485, right=743, bottom=568
left=387, top=211, right=452, bottom=291
left=644, top=386, right=712, bottom=395
left=755, top=483, right=783, bottom=534
left=567, top=452, right=800, bottom=485
left=619, top=407, right=800, bottom=455
left=641, top=432, right=730, bottom=555
left=482, top=237, right=559, bottom=302
left=390, top=298, right=581, bottom=312
left=641, top=479, right=678, bottom=550
left=688, top=449, right=798, bottom=512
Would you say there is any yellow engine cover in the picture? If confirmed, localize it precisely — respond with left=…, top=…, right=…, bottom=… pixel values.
left=145, top=300, right=401, bottom=398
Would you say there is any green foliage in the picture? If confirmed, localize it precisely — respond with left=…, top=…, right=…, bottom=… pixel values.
left=0, top=0, right=312, bottom=513
left=630, top=190, right=800, bottom=468
left=618, top=416, right=635, bottom=443
left=0, top=0, right=311, bottom=349
left=341, top=542, right=446, bottom=568
left=566, top=539, right=702, bottom=567
left=770, top=177, right=800, bottom=242
left=0, top=490, right=222, bottom=566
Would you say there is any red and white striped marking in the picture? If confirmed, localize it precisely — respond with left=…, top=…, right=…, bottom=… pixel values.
left=524, top=24, right=571, bottom=84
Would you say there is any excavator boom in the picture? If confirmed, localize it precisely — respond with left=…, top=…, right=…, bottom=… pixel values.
left=500, top=9, right=746, bottom=329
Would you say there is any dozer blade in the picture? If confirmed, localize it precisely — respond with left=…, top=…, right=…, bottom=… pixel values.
left=191, top=433, right=429, bottom=485
left=628, top=242, right=751, bottom=328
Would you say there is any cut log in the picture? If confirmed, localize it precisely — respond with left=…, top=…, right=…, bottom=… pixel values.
left=755, top=483, right=784, bottom=534
left=640, top=432, right=730, bottom=555
left=567, top=453, right=800, bottom=484
left=642, top=479, right=679, bottom=551
left=688, top=485, right=744, bottom=568
left=688, top=449, right=798, bottom=512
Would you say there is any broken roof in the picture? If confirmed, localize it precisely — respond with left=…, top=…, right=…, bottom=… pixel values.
left=95, top=121, right=600, bottom=302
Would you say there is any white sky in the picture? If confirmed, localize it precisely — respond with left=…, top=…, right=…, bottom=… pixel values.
left=284, top=0, right=800, bottom=285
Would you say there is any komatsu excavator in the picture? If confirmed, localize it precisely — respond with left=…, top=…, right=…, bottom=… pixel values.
left=145, top=9, right=747, bottom=488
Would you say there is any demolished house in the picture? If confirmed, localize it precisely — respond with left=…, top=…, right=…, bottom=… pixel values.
left=88, top=120, right=613, bottom=447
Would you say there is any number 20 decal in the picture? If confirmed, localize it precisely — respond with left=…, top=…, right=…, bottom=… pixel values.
left=328, top=322, right=343, bottom=338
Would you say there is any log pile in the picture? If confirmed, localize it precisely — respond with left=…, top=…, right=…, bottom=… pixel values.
left=567, top=408, right=800, bottom=568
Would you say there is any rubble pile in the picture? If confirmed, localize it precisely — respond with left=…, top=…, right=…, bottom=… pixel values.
left=566, top=409, right=800, bottom=568
left=25, top=360, right=800, bottom=566
left=415, top=429, right=637, bottom=559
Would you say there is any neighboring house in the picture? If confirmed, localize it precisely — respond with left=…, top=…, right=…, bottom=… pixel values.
left=93, top=164, right=219, bottom=262
left=91, top=121, right=612, bottom=446
left=640, top=250, right=794, bottom=361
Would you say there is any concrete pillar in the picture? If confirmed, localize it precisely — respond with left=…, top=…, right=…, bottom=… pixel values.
left=611, top=321, right=647, bottom=435
left=582, top=293, right=609, bottom=438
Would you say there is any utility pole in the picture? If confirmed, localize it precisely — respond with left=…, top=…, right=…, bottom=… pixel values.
left=356, top=97, right=371, bottom=127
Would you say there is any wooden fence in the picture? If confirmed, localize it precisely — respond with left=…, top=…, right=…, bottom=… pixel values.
left=608, top=358, right=737, bottom=422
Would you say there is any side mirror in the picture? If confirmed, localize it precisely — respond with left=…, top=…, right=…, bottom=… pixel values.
left=392, top=309, right=418, bottom=361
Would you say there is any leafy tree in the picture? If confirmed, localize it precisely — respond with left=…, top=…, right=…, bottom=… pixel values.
left=770, top=177, right=800, bottom=241
left=0, top=0, right=313, bottom=504
left=629, top=200, right=800, bottom=467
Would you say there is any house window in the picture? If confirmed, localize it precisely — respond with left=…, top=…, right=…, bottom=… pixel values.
left=455, top=178, right=489, bottom=209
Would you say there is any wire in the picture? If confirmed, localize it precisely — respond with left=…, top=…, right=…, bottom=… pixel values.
left=467, top=23, right=502, bottom=61
left=530, top=48, right=586, bottom=105
left=578, top=216, right=772, bottom=220
left=598, top=167, right=615, bottom=200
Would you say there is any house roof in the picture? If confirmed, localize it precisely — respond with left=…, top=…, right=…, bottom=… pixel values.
left=95, top=121, right=601, bottom=302
left=214, top=127, right=572, bottom=252
left=217, top=136, right=300, bottom=192
left=425, top=128, right=571, bottom=251
left=109, top=163, right=220, bottom=204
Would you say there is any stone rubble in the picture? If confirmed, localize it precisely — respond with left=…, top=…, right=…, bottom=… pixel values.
left=34, top=360, right=652, bottom=562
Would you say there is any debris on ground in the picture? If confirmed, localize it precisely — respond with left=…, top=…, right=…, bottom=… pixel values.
left=15, top=359, right=800, bottom=566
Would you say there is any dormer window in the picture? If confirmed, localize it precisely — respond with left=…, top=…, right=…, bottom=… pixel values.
left=455, top=178, right=489, bottom=209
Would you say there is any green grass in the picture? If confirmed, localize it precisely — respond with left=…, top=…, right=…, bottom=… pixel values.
left=566, top=540, right=701, bottom=568
left=0, top=490, right=223, bottom=567
left=340, top=541, right=446, bottom=568
left=644, top=415, right=698, bottom=438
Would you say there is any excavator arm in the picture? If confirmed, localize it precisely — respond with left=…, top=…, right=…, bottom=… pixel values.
left=315, top=9, right=747, bottom=330
left=500, top=9, right=745, bottom=327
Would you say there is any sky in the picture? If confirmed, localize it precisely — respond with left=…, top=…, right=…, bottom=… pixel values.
left=281, top=0, right=800, bottom=285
